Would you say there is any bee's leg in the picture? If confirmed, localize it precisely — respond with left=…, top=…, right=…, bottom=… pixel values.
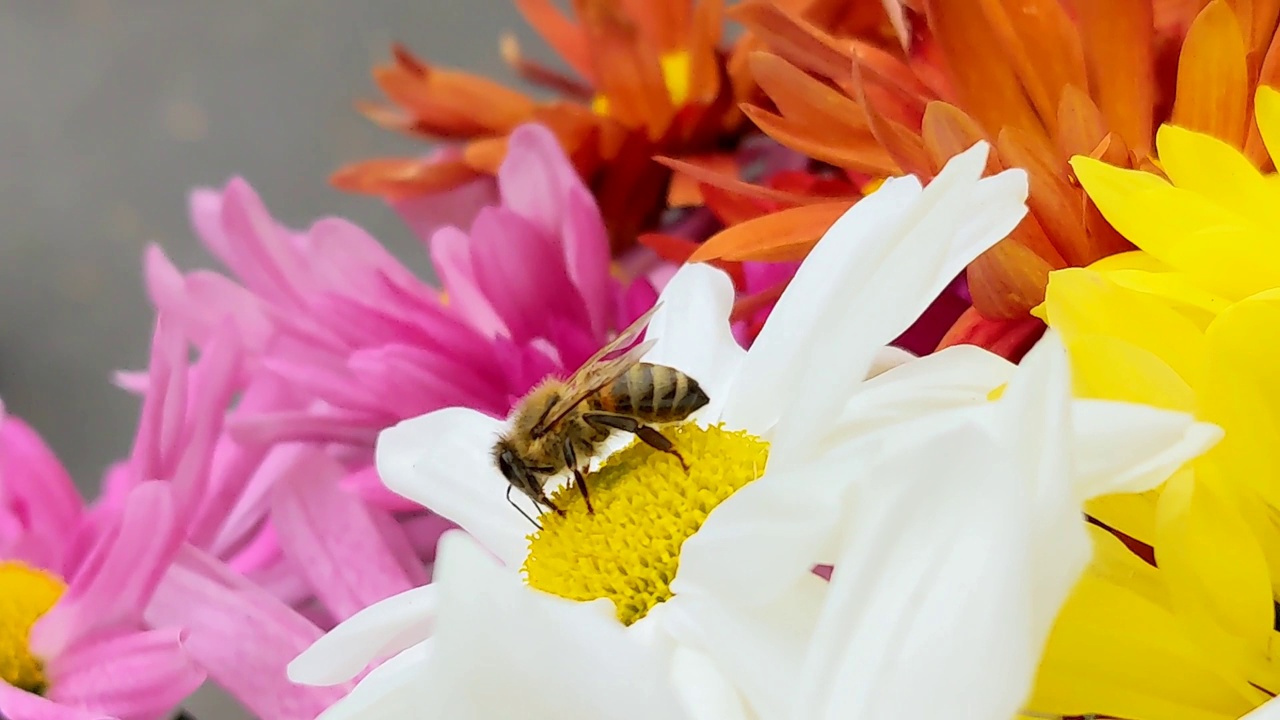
left=540, top=493, right=567, bottom=517
left=506, top=485, right=542, bottom=529
left=583, top=412, right=688, bottom=471
left=562, top=438, right=593, bottom=514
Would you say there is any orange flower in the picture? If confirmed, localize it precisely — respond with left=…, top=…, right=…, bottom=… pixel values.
left=334, top=0, right=759, bottom=252
left=689, top=0, right=1280, bottom=324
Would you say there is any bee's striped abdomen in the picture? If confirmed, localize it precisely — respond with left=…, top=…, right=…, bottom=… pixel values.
left=601, top=363, right=709, bottom=422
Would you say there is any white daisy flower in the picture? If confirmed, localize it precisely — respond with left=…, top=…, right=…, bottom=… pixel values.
left=287, top=143, right=1221, bottom=719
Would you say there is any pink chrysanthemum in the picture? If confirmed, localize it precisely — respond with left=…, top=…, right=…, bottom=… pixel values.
left=0, top=408, right=203, bottom=720
left=146, top=123, right=657, bottom=509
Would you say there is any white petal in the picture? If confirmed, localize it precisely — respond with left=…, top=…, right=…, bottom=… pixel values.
left=668, top=646, right=751, bottom=720
left=865, top=346, right=917, bottom=379
left=661, top=577, right=828, bottom=720
left=1245, top=698, right=1280, bottom=719
left=316, top=640, right=437, bottom=720
left=289, top=585, right=437, bottom=686
left=790, top=421, right=1038, bottom=720
left=1069, top=401, right=1222, bottom=498
left=375, top=408, right=533, bottom=566
left=718, top=174, right=923, bottom=439
left=728, top=144, right=1030, bottom=468
left=826, top=345, right=1013, bottom=448
left=429, top=531, right=690, bottom=720
left=643, top=263, right=745, bottom=418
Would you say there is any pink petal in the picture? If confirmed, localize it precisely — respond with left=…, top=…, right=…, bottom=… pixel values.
left=304, top=218, right=424, bottom=297
left=269, top=452, right=416, bottom=621
left=428, top=226, right=507, bottom=338
left=168, top=325, right=242, bottom=523
left=46, top=628, right=204, bottom=720
left=143, top=245, right=272, bottom=357
left=0, top=411, right=84, bottom=567
left=144, top=546, right=352, bottom=720
left=340, top=464, right=422, bottom=514
left=0, top=683, right=111, bottom=720
left=216, top=178, right=312, bottom=307
left=33, top=482, right=183, bottom=658
left=392, top=149, right=498, bottom=243
left=497, top=123, right=585, bottom=238
left=469, top=207, right=579, bottom=343
left=560, top=183, right=614, bottom=339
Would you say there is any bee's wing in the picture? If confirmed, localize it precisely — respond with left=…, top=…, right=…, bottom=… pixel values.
left=531, top=339, right=658, bottom=437
left=530, top=307, right=662, bottom=438
left=573, top=303, right=661, bottom=374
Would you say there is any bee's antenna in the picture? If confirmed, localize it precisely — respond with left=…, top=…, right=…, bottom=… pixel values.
left=507, top=485, right=542, bottom=530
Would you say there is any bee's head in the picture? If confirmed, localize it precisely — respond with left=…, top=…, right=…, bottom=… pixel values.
left=492, top=438, right=537, bottom=497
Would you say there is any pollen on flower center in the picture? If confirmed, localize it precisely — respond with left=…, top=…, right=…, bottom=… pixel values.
left=0, top=561, right=65, bottom=694
left=521, top=423, right=769, bottom=625
left=591, top=51, right=693, bottom=118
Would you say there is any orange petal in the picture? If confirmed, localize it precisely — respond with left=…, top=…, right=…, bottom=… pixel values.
left=967, top=220, right=1060, bottom=318
left=515, top=0, right=596, bottom=82
left=996, top=127, right=1083, bottom=267
left=575, top=0, right=674, bottom=138
left=664, top=153, right=738, bottom=206
left=330, top=158, right=484, bottom=198
left=500, top=35, right=595, bottom=100
left=1074, top=0, right=1157, bottom=155
left=920, top=102, right=992, bottom=175
left=850, top=61, right=935, bottom=178
left=1228, top=0, right=1280, bottom=60
left=657, top=155, right=819, bottom=206
left=936, top=306, right=1047, bottom=361
left=638, top=233, right=748, bottom=288
left=374, top=63, right=537, bottom=136
left=1172, top=0, right=1250, bottom=147
left=689, top=201, right=853, bottom=262
left=924, top=0, right=1048, bottom=143
left=976, top=0, right=1088, bottom=138
left=743, top=104, right=902, bottom=175
left=1055, top=85, right=1111, bottom=159
left=620, top=0, right=692, bottom=50
left=700, top=183, right=776, bottom=225
left=461, top=137, right=509, bottom=175
left=729, top=0, right=854, bottom=81
left=686, top=0, right=726, bottom=106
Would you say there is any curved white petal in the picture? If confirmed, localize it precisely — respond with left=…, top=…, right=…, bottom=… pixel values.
left=719, top=174, right=924, bottom=440
left=643, top=263, right=745, bottom=419
left=1069, top=402, right=1222, bottom=498
left=725, top=143, right=1030, bottom=468
left=315, top=640, right=437, bottom=720
left=826, top=345, right=1013, bottom=448
left=866, top=346, right=917, bottom=379
left=429, top=532, right=690, bottom=720
left=375, top=408, right=533, bottom=566
left=289, top=585, right=437, bottom=686
left=668, top=646, right=751, bottom=720
left=789, top=421, right=1037, bottom=720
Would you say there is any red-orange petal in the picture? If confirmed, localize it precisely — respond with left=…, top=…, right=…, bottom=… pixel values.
left=729, top=0, right=855, bottom=81
left=576, top=0, right=675, bottom=138
left=1172, top=0, right=1250, bottom=147
left=515, top=0, right=597, bottom=83
left=936, top=306, right=1046, bottom=362
left=924, top=0, right=1049, bottom=144
left=664, top=153, right=739, bottom=206
left=966, top=223, right=1059, bottom=318
left=689, top=201, right=853, bottom=262
left=330, top=158, right=484, bottom=198
left=1074, top=0, right=1157, bottom=155
left=995, top=127, right=1083, bottom=267
left=976, top=0, right=1088, bottom=138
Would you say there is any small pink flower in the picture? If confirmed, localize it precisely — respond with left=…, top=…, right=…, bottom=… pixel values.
left=0, top=409, right=203, bottom=720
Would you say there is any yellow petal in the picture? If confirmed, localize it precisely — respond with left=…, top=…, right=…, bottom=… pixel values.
left=1042, top=268, right=1207, bottom=391
left=1029, top=526, right=1263, bottom=720
left=1096, top=268, right=1233, bottom=329
left=1070, top=156, right=1280, bottom=299
left=1156, top=124, right=1280, bottom=230
left=1155, top=468, right=1277, bottom=686
left=1254, top=85, right=1280, bottom=166
left=1202, top=290, right=1280, bottom=510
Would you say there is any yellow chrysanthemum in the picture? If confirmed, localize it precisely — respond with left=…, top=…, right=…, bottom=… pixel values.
left=1027, top=86, right=1280, bottom=719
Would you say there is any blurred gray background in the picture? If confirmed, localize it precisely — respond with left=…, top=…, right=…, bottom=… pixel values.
left=0, top=2, right=550, bottom=717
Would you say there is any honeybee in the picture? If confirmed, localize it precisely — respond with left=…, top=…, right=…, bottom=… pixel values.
left=492, top=305, right=709, bottom=525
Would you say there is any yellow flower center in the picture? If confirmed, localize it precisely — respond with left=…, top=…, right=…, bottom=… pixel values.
left=522, top=423, right=769, bottom=625
left=591, top=51, right=693, bottom=118
left=0, top=562, right=65, bottom=694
